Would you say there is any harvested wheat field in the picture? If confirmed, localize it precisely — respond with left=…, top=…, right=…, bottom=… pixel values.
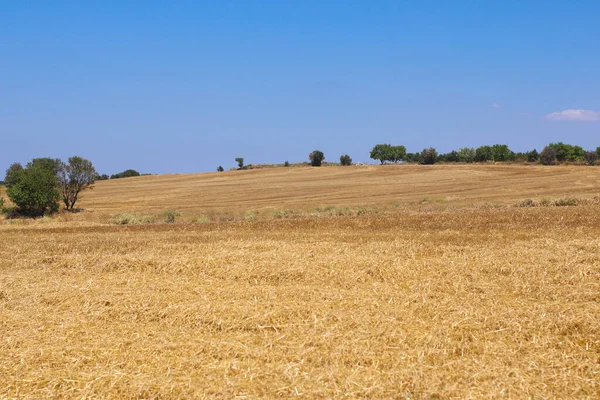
left=1, top=165, right=599, bottom=398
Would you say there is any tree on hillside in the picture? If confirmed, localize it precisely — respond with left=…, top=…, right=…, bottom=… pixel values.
left=458, top=147, right=476, bottom=163
left=6, top=165, right=60, bottom=217
left=491, top=144, right=515, bottom=162
left=584, top=151, right=598, bottom=166
left=27, top=158, right=63, bottom=177
left=110, top=169, right=140, bottom=179
left=596, top=147, right=600, bottom=159
left=58, top=156, right=97, bottom=211
left=235, top=157, right=244, bottom=169
left=526, top=149, right=539, bottom=162
left=474, top=146, right=493, bottom=162
left=370, top=144, right=393, bottom=164
left=309, top=150, right=325, bottom=166
left=391, top=145, right=407, bottom=163
left=217, top=166, right=224, bottom=172
left=540, top=146, right=557, bottom=165
left=404, top=153, right=422, bottom=163
left=4, top=163, right=24, bottom=187
left=340, top=154, right=352, bottom=166
left=420, top=148, right=438, bottom=165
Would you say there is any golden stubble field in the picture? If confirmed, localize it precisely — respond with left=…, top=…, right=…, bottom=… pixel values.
left=1, top=165, right=599, bottom=398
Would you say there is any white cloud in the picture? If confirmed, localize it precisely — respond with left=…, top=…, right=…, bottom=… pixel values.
left=545, top=109, right=599, bottom=121
left=491, top=103, right=501, bottom=108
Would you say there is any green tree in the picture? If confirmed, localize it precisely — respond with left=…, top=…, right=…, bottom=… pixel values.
left=339, top=154, right=352, bottom=166
left=491, top=144, right=514, bottom=161
left=217, top=166, right=224, bottom=172
left=458, top=147, right=476, bottom=163
left=596, top=146, right=600, bottom=159
left=526, top=149, right=539, bottom=162
left=6, top=166, right=60, bottom=217
left=309, top=150, right=325, bottom=166
left=235, top=157, right=244, bottom=169
left=404, top=153, right=422, bottom=163
left=58, top=156, right=97, bottom=211
left=547, top=142, right=583, bottom=162
left=475, top=146, right=493, bottom=162
left=4, top=162, right=24, bottom=187
left=391, top=145, right=407, bottom=163
left=370, top=144, right=393, bottom=164
left=442, top=150, right=460, bottom=162
left=540, top=146, right=557, bottom=165
left=27, top=158, right=62, bottom=176
left=420, top=147, right=438, bottom=165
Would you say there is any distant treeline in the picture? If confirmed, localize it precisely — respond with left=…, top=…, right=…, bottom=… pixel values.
left=367, top=142, right=599, bottom=165
left=94, top=169, right=153, bottom=180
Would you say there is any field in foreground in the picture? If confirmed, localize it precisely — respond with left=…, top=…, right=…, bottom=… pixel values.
left=1, top=165, right=599, bottom=398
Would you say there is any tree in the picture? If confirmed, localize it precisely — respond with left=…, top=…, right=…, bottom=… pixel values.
left=4, top=162, right=24, bottom=187
left=370, top=144, right=393, bottom=164
left=6, top=165, right=60, bottom=217
left=58, top=156, right=97, bottom=211
left=491, top=144, right=515, bottom=162
left=475, top=146, right=493, bottom=162
left=458, top=147, right=476, bottom=163
left=391, top=145, right=407, bottom=163
left=309, top=150, right=325, bottom=166
left=340, top=154, right=352, bottom=166
left=526, top=149, right=539, bottom=162
left=110, top=169, right=141, bottom=179
left=442, top=150, right=460, bottom=162
left=217, top=166, right=224, bottom=172
left=540, top=146, right=557, bottom=165
left=596, top=146, right=600, bottom=159
left=404, top=153, right=422, bottom=163
left=27, top=158, right=62, bottom=176
left=235, top=157, right=244, bottom=169
left=420, top=148, right=438, bottom=165
left=584, top=151, right=598, bottom=166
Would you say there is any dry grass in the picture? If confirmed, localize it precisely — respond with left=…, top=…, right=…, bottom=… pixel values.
left=1, top=165, right=599, bottom=398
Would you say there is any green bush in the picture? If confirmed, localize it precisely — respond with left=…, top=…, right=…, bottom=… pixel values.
left=339, top=154, right=352, bottom=166
left=6, top=166, right=60, bottom=217
left=309, top=150, right=325, bottom=167
left=284, top=161, right=290, bottom=167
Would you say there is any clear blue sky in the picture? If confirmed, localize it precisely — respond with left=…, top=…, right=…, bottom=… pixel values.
left=2, top=1, right=599, bottom=175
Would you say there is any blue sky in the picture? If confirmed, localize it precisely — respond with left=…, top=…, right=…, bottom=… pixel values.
left=2, top=1, right=599, bottom=175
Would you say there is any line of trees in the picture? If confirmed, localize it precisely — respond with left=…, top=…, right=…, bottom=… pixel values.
left=368, top=143, right=600, bottom=166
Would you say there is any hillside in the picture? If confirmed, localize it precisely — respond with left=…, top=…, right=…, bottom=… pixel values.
left=81, top=164, right=600, bottom=217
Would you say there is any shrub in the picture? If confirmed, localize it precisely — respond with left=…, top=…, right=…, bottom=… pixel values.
left=526, top=149, right=539, bottom=162
left=540, top=146, right=557, bottom=165
left=164, top=210, right=181, bottom=223
left=309, top=150, right=325, bottom=166
left=584, top=151, right=597, bottom=166
left=6, top=166, right=60, bottom=217
left=284, top=161, right=290, bottom=167
left=553, top=198, right=577, bottom=207
left=235, top=157, right=244, bottom=169
left=111, top=213, right=149, bottom=225
left=217, top=166, right=224, bottom=172
left=340, top=154, right=352, bottom=166
left=420, top=148, right=438, bottom=164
